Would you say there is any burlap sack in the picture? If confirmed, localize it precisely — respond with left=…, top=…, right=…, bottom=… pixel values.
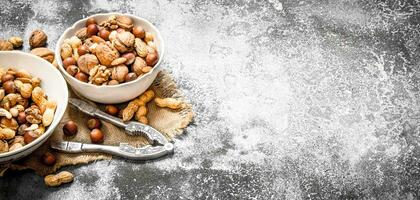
left=0, top=71, right=194, bottom=176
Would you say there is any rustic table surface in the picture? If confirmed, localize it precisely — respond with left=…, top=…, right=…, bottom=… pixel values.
left=0, top=0, right=419, bottom=199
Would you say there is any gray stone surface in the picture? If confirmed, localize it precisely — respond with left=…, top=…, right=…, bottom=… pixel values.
left=0, top=0, right=420, bottom=199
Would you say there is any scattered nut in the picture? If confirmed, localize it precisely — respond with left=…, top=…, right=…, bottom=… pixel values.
left=29, top=29, right=48, bottom=48
left=90, top=129, right=104, bottom=144
left=63, top=120, right=78, bottom=136
left=154, top=97, right=183, bottom=109
left=87, top=118, right=101, bottom=130
left=0, top=40, right=13, bottom=51
left=44, top=171, right=74, bottom=187
left=105, top=105, right=119, bottom=116
left=42, top=152, right=56, bottom=166
left=30, top=47, right=55, bottom=63
left=8, top=36, right=23, bottom=48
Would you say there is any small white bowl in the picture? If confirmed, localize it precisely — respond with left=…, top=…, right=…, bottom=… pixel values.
left=55, top=13, right=165, bottom=104
left=0, top=51, right=68, bottom=163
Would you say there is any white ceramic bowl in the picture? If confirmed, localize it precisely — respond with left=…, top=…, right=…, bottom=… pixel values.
left=55, top=13, right=165, bottom=104
left=0, top=51, right=68, bottom=163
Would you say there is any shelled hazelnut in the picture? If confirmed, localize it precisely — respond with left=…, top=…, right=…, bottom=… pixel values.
left=60, top=14, right=159, bottom=85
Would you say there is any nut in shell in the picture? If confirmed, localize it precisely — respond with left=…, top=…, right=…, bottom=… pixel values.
left=75, top=27, right=88, bottom=41
left=111, top=65, right=129, bottom=83
left=29, top=29, right=48, bottom=48
left=0, top=40, right=13, bottom=51
left=114, top=32, right=135, bottom=53
left=116, top=15, right=134, bottom=31
left=60, top=43, right=73, bottom=60
left=95, top=43, right=120, bottom=66
left=77, top=54, right=99, bottom=74
left=132, top=57, right=147, bottom=76
left=134, top=38, right=148, bottom=58
left=30, top=48, right=55, bottom=63
left=8, top=37, right=23, bottom=48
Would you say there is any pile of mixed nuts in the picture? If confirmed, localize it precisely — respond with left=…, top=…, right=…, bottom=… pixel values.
left=60, top=14, right=159, bottom=85
left=0, top=68, right=56, bottom=153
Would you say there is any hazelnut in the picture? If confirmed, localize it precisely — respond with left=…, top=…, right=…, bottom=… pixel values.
left=87, top=118, right=101, bottom=130
left=105, top=105, right=119, bottom=116
left=63, top=57, right=77, bottom=68
left=74, top=72, right=89, bottom=82
left=0, top=40, right=13, bottom=51
left=66, top=65, right=79, bottom=76
left=86, top=18, right=96, bottom=26
left=121, top=52, right=136, bottom=65
left=63, top=120, right=78, bottom=136
left=29, top=29, right=47, bottom=48
left=8, top=36, right=23, bottom=48
left=111, top=65, right=129, bottom=83
left=17, top=112, right=26, bottom=124
left=98, top=29, right=110, bottom=40
left=125, top=73, right=137, bottom=82
left=77, top=45, right=89, bottom=56
left=24, top=131, right=38, bottom=144
left=42, top=152, right=56, bottom=166
left=146, top=53, right=158, bottom=66
left=132, top=26, right=145, bottom=39
left=108, top=80, right=119, bottom=85
left=3, top=81, right=16, bottom=94
left=1, top=74, right=14, bottom=83
left=86, top=24, right=99, bottom=37
left=90, top=129, right=104, bottom=144
left=144, top=32, right=154, bottom=43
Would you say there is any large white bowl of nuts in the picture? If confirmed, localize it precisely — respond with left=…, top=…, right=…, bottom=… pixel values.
left=55, top=13, right=164, bottom=104
left=0, top=51, right=68, bottom=163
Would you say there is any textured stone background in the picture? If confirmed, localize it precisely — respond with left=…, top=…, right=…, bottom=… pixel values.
left=0, top=0, right=420, bottom=199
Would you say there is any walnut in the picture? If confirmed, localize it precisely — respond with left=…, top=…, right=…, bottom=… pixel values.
left=0, top=40, right=13, bottom=51
left=111, top=65, right=129, bottom=83
left=77, top=54, right=99, bottom=74
left=89, top=65, right=111, bottom=85
left=30, top=48, right=55, bottom=63
left=29, top=29, right=48, bottom=48
left=116, top=15, right=133, bottom=31
left=114, top=32, right=135, bottom=53
left=25, top=106, right=43, bottom=124
left=99, top=15, right=118, bottom=30
left=8, top=37, right=23, bottom=48
left=95, top=43, right=119, bottom=66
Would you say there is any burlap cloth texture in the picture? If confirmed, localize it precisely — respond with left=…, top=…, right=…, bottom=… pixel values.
left=0, top=71, right=194, bottom=176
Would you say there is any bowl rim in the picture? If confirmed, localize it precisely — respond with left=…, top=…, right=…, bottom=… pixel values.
left=0, top=51, right=69, bottom=158
left=55, top=12, right=165, bottom=89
